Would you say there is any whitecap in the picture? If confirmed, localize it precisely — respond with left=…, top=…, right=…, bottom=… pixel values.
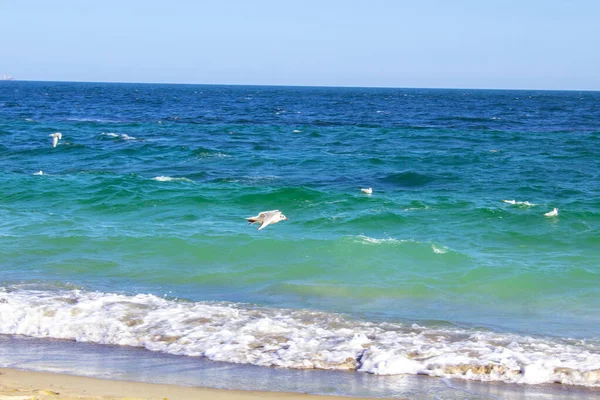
left=354, top=235, right=415, bottom=245
left=502, top=200, right=536, bottom=207
left=432, top=244, right=448, bottom=254
left=101, top=132, right=137, bottom=140
left=403, top=205, right=429, bottom=212
left=152, top=176, right=193, bottom=182
left=517, top=201, right=536, bottom=206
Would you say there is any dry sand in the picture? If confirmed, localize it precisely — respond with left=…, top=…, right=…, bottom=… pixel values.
left=0, top=368, right=381, bottom=400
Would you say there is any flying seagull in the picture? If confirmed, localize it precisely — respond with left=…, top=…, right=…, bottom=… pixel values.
left=544, top=208, right=559, bottom=217
left=49, top=132, right=62, bottom=148
left=361, top=187, right=373, bottom=194
left=246, top=210, right=288, bottom=230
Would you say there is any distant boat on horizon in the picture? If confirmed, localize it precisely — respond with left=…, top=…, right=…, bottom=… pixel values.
left=1, top=73, right=16, bottom=81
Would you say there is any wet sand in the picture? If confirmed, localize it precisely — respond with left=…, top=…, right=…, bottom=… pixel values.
left=0, top=368, right=379, bottom=400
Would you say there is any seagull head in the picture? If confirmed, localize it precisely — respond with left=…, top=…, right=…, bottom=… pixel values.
left=279, top=213, right=288, bottom=221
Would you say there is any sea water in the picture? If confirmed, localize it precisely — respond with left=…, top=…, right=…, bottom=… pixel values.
left=0, top=82, right=599, bottom=396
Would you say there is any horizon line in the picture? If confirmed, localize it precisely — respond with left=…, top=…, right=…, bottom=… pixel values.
left=4, top=78, right=599, bottom=93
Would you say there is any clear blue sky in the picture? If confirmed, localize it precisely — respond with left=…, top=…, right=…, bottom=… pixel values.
left=1, top=0, right=598, bottom=90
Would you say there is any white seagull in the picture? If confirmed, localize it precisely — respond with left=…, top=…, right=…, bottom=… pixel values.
left=361, top=187, right=373, bottom=194
left=544, top=208, right=559, bottom=217
left=246, top=210, right=288, bottom=230
left=49, top=132, right=62, bottom=148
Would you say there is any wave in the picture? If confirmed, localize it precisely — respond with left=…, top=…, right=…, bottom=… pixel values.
left=0, top=287, right=598, bottom=387
left=345, top=212, right=407, bottom=227
left=502, top=199, right=538, bottom=207
left=232, top=186, right=324, bottom=205
left=351, top=236, right=451, bottom=256
left=101, top=132, right=138, bottom=140
left=191, top=147, right=231, bottom=158
left=431, top=244, right=448, bottom=254
left=437, top=116, right=506, bottom=123
left=353, top=235, right=415, bottom=245
left=381, top=171, right=435, bottom=187
left=151, top=176, right=194, bottom=182
left=65, top=117, right=127, bottom=123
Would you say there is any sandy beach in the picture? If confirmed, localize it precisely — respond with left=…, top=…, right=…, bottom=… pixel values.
left=0, top=368, right=381, bottom=400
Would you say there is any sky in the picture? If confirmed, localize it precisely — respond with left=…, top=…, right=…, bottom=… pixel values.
left=1, top=0, right=599, bottom=90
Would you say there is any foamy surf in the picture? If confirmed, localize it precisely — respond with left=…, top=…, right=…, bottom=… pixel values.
left=1, top=288, right=598, bottom=387
left=151, top=176, right=193, bottom=182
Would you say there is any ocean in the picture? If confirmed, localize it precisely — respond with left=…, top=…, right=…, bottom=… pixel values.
left=1, top=81, right=599, bottom=398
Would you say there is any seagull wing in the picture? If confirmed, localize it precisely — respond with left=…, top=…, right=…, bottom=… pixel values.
left=52, top=135, right=58, bottom=147
left=258, top=211, right=279, bottom=230
left=246, top=214, right=263, bottom=224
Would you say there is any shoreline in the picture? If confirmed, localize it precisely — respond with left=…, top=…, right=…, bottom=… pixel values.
left=0, top=368, right=377, bottom=400
left=1, top=335, right=599, bottom=400
left=2, top=366, right=599, bottom=400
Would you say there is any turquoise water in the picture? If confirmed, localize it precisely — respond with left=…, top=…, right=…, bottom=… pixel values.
left=1, top=82, right=599, bottom=389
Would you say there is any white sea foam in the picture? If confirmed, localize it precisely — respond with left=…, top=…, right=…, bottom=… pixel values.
left=101, top=132, right=137, bottom=140
left=0, top=288, right=599, bottom=387
left=403, top=205, right=429, bottom=212
left=195, top=151, right=231, bottom=159
left=152, top=176, right=193, bottom=182
left=502, top=200, right=536, bottom=207
left=432, top=244, right=448, bottom=254
left=354, top=235, right=414, bottom=245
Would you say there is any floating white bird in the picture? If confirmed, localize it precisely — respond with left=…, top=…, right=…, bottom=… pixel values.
left=502, top=199, right=516, bottom=204
left=33, top=170, right=43, bottom=175
left=544, top=208, right=559, bottom=217
left=361, top=187, right=373, bottom=194
left=246, top=210, right=288, bottom=230
left=49, top=132, right=62, bottom=148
